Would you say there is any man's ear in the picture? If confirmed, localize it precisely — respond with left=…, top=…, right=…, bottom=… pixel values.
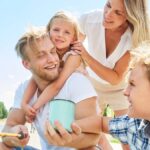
left=22, top=60, right=31, bottom=69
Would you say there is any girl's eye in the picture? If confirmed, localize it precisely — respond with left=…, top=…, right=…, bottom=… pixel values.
left=65, top=31, right=70, bottom=34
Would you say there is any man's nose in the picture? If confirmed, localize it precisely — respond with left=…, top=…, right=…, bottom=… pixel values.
left=47, top=54, right=56, bottom=62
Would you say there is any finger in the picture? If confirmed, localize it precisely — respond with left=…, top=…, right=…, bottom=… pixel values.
left=71, top=40, right=81, bottom=45
left=45, top=120, right=64, bottom=146
left=71, top=123, right=81, bottom=135
left=74, top=50, right=82, bottom=54
left=54, top=120, right=72, bottom=143
left=25, top=116, right=34, bottom=123
left=45, top=120, right=57, bottom=145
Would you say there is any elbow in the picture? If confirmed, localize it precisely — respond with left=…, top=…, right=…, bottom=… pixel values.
left=91, top=133, right=101, bottom=146
left=110, top=80, right=121, bottom=85
left=53, top=84, right=62, bottom=94
left=109, top=75, right=123, bottom=85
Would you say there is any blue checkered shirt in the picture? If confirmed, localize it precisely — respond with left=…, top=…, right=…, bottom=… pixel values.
left=109, top=115, right=150, bottom=150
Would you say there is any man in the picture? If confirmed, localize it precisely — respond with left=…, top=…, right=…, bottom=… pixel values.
left=1, top=27, right=100, bottom=150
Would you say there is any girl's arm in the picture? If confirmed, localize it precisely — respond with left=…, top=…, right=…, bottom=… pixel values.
left=21, top=77, right=37, bottom=114
left=33, top=54, right=81, bottom=110
left=71, top=41, right=130, bottom=85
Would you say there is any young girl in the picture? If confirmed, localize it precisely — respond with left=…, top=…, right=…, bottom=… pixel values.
left=21, top=11, right=86, bottom=121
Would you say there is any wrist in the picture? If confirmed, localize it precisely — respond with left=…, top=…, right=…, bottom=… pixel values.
left=0, top=142, right=13, bottom=150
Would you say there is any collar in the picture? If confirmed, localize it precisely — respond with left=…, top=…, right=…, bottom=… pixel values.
left=138, top=119, right=150, bottom=138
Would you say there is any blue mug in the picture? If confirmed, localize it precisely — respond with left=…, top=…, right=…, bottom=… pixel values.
left=49, top=99, right=75, bottom=132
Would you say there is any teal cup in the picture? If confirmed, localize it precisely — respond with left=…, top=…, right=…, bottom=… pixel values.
left=49, top=99, right=75, bottom=132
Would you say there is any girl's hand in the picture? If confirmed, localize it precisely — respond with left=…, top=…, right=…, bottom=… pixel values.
left=24, top=105, right=36, bottom=116
left=70, top=41, right=88, bottom=58
left=23, top=104, right=36, bottom=123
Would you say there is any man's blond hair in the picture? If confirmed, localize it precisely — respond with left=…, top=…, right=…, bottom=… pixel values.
left=15, top=26, right=48, bottom=60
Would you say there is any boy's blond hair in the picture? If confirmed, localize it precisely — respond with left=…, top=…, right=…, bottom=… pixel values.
left=15, top=26, right=48, bottom=60
left=129, top=41, right=150, bottom=82
left=47, top=11, right=82, bottom=41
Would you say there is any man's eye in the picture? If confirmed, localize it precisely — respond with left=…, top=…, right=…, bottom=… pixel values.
left=37, top=53, right=45, bottom=57
left=53, top=28, right=59, bottom=32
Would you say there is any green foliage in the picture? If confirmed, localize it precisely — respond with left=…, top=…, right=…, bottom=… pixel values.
left=103, top=104, right=114, bottom=117
left=0, top=101, right=8, bottom=119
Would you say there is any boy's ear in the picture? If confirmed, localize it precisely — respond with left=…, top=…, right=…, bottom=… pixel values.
left=22, top=60, right=31, bottom=70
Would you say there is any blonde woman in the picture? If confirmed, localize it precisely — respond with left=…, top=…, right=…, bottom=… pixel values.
left=71, top=0, right=150, bottom=149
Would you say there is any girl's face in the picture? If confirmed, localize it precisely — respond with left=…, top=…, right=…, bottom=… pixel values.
left=49, top=18, right=76, bottom=53
left=124, top=65, right=150, bottom=120
left=103, top=0, right=127, bottom=30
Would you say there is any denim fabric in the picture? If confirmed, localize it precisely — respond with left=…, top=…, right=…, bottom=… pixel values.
left=13, top=146, right=39, bottom=150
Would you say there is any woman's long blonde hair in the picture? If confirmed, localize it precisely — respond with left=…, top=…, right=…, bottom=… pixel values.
left=124, top=0, right=150, bottom=48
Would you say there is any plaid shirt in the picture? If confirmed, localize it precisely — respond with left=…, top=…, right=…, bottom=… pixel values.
left=109, top=115, right=150, bottom=150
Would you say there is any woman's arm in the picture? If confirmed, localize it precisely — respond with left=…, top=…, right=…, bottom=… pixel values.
left=33, top=55, right=81, bottom=110
left=71, top=41, right=130, bottom=85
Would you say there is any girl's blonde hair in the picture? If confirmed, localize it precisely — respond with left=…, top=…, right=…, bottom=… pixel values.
left=124, top=0, right=150, bottom=48
left=47, top=11, right=81, bottom=41
left=129, top=41, right=150, bottom=82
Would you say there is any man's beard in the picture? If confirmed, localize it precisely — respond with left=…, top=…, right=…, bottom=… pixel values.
left=32, top=68, right=59, bottom=83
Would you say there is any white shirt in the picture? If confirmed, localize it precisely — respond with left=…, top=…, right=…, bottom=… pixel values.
left=79, top=9, right=132, bottom=91
left=13, top=72, right=97, bottom=149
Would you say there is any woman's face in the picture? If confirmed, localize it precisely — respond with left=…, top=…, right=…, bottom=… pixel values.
left=103, top=0, right=127, bottom=30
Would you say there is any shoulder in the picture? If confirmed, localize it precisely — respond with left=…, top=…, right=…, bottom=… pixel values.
left=67, top=72, right=92, bottom=86
left=13, top=80, right=29, bottom=108
left=80, top=9, right=103, bottom=23
left=109, top=115, right=142, bottom=144
left=65, top=73, right=97, bottom=103
left=109, top=115, right=142, bottom=134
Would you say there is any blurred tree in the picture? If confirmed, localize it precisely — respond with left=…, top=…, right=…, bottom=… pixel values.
left=0, top=101, right=8, bottom=119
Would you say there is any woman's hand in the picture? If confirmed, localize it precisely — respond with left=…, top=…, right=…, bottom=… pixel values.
left=71, top=41, right=88, bottom=58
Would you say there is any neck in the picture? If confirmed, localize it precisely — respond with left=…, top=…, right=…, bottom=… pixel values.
left=106, top=22, right=128, bottom=34
left=33, top=76, right=50, bottom=93
left=57, top=47, right=70, bottom=60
